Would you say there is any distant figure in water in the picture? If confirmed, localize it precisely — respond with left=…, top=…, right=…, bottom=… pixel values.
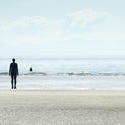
left=9, top=58, right=19, bottom=89
left=30, top=67, right=33, bottom=72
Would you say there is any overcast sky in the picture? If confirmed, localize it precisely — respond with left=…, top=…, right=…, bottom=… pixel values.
left=0, top=0, right=125, bottom=58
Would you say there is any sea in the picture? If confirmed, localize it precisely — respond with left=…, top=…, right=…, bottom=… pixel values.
left=0, top=58, right=125, bottom=89
left=1, top=57, right=125, bottom=75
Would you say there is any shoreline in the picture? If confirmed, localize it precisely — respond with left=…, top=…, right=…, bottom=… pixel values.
left=0, top=75, right=125, bottom=90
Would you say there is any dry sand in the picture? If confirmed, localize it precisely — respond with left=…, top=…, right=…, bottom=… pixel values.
left=0, top=90, right=125, bottom=125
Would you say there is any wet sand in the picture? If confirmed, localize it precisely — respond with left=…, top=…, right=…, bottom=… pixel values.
left=0, top=90, right=125, bottom=124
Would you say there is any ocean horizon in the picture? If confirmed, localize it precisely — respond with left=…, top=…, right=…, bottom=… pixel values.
left=0, top=57, right=125, bottom=76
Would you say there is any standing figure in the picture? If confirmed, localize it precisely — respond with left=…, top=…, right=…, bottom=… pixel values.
left=9, top=58, right=19, bottom=89
left=30, top=67, right=33, bottom=72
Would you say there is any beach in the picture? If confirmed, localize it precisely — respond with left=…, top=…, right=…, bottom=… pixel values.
left=0, top=0, right=124, bottom=123
left=0, top=74, right=125, bottom=124
left=0, top=90, right=125, bottom=125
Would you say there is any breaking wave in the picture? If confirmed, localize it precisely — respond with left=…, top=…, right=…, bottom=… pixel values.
left=1, top=72, right=125, bottom=76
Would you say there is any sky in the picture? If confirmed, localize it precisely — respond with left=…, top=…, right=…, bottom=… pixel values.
left=0, top=0, right=125, bottom=58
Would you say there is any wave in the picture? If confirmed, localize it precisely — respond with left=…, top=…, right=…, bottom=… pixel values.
left=14, top=72, right=125, bottom=76
left=1, top=72, right=125, bottom=76
left=56, top=72, right=125, bottom=76
left=24, top=72, right=47, bottom=75
left=0, top=72, right=9, bottom=75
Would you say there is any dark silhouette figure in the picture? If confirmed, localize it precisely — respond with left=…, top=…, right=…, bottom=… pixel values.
left=30, top=67, right=33, bottom=72
left=9, top=58, right=18, bottom=89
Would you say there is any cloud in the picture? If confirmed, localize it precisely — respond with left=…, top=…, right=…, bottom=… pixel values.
left=2, top=16, right=48, bottom=32
left=2, top=9, right=110, bottom=30
left=0, top=9, right=113, bottom=45
left=65, top=9, right=110, bottom=29
left=0, top=9, right=125, bottom=58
